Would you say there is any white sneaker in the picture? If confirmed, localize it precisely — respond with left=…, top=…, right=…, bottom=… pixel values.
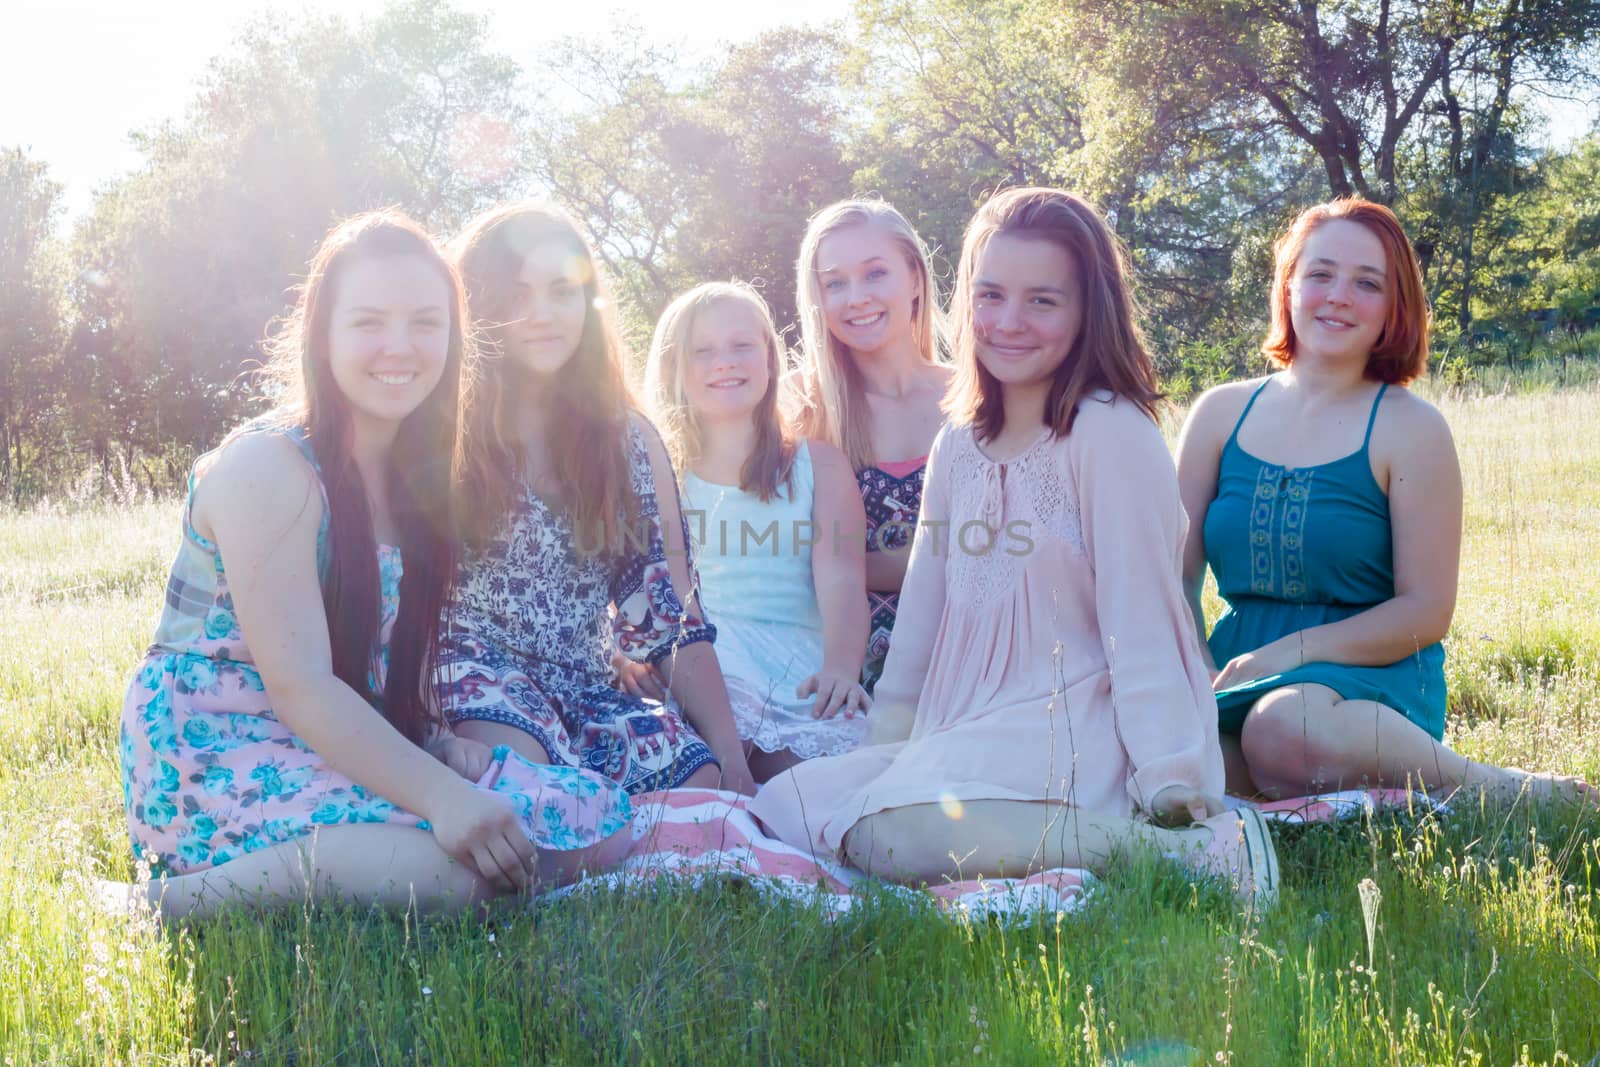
left=1189, top=808, right=1279, bottom=911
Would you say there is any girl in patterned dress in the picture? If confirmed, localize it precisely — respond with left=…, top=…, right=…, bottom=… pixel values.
left=753, top=189, right=1278, bottom=909
left=785, top=200, right=952, bottom=693
left=1176, top=199, right=1597, bottom=805
left=118, top=212, right=634, bottom=918
left=439, top=205, right=756, bottom=796
left=642, top=282, right=870, bottom=782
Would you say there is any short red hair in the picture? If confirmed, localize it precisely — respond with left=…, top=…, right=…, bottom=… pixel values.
left=1262, top=199, right=1430, bottom=385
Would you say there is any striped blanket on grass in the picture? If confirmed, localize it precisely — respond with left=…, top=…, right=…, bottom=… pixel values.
left=549, top=787, right=1439, bottom=919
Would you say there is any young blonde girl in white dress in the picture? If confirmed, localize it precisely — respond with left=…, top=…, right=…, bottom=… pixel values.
left=642, top=282, right=871, bottom=783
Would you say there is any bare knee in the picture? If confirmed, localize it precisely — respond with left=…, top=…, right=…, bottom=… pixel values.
left=1239, top=686, right=1338, bottom=794
left=842, top=809, right=939, bottom=882
left=841, top=812, right=896, bottom=874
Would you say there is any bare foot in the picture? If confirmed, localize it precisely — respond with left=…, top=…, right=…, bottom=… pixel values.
left=1485, top=767, right=1599, bottom=807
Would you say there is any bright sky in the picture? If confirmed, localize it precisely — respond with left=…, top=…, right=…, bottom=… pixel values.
left=2, top=0, right=1593, bottom=227
left=0, top=0, right=854, bottom=223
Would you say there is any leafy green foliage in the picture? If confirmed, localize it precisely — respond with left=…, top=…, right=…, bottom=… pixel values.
left=1, top=0, right=1598, bottom=498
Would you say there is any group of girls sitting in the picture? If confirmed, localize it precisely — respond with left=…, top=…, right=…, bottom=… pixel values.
left=117, top=186, right=1594, bottom=920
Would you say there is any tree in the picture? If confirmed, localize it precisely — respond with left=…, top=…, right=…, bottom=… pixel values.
left=67, top=0, right=533, bottom=479
left=0, top=148, right=68, bottom=500
left=523, top=28, right=854, bottom=347
left=847, top=0, right=1086, bottom=275
left=1465, top=133, right=1600, bottom=330
left=1138, top=0, right=1600, bottom=205
left=845, top=0, right=1321, bottom=372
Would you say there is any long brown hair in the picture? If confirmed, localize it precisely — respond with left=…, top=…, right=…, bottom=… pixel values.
left=644, top=282, right=796, bottom=502
left=791, top=199, right=948, bottom=469
left=450, top=203, right=639, bottom=549
left=945, top=187, right=1162, bottom=439
left=1262, top=198, right=1430, bottom=385
left=258, top=210, right=474, bottom=745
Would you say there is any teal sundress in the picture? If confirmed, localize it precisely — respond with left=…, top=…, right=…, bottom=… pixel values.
left=1203, top=378, right=1447, bottom=739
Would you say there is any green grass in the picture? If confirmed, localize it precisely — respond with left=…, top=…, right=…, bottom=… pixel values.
left=5, top=385, right=1600, bottom=1064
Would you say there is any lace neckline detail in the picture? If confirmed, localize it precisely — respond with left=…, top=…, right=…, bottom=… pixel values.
left=971, top=426, right=1054, bottom=465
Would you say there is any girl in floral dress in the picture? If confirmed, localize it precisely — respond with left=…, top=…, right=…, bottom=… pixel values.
left=752, top=188, right=1279, bottom=908
left=785, top=200, right=951, bottom=693
left=119, top=212, right=634, bottom=918
left=438, top=205, right=756, bottom=796
left=642, top=282, right=870, bottom=782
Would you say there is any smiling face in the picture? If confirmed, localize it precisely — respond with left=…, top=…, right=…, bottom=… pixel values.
left=499, top=240, right=591, bottom=377
left=814, top=223, right=922, bottom=357
left=1287, top=219, right=1391, bottom=365
left=682, top=298, right=773, bottom=425
left=326, top=253, right=452, bottom=433
left=971, top=232, right=1082, bottom=392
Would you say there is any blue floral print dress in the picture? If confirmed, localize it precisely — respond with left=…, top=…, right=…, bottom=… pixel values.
left=436, top=413, right=719, bottom=794
left=120, top=423, right=633, bottom=876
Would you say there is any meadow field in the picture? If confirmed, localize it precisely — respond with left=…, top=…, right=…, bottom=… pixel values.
left=3, top=380, right=1600, bottom=1065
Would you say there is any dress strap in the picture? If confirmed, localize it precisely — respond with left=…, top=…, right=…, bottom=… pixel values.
left=270, top=423, right=324, bottom=472
left=1223, top=377, right=1275, bottom=450
left=1361, top=383, right=1389, bottom=450
left=234, top=422, right=333, bottom=577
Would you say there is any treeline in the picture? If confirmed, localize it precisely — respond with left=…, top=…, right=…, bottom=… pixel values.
left=3, top=0, right=1599, bottom=502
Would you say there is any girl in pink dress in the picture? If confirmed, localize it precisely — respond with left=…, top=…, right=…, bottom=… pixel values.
left=750, top=188, right=1279, bottom=908
left=118, top=212, right=633, bottom=918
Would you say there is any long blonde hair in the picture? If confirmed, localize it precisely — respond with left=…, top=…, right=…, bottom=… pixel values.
left=645, top=282, right=796, bottom=502
left=792, top=200, right=947, bottom=469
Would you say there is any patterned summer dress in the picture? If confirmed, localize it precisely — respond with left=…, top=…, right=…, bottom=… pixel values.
left=437, top=414, right=719, bottom=794
left=1204, top=378, right=1447, bottom=738
left=856, top=456, right=927, bottom=692
left=120, top=423, right=633, bottom=877
left=683, top=442, right=868, bottom=760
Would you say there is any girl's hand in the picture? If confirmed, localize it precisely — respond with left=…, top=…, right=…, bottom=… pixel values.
left=612, top=653, right=667, bottom=701
left=797, top=669, right=873, bottom=720
left=426, top=783, right=539, bottom=893
left=428, top=735, right=496, bottom=782
left=1212, top=636, right=1302, bottom=692
left=1147, top=784, right=1224, bottom=826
